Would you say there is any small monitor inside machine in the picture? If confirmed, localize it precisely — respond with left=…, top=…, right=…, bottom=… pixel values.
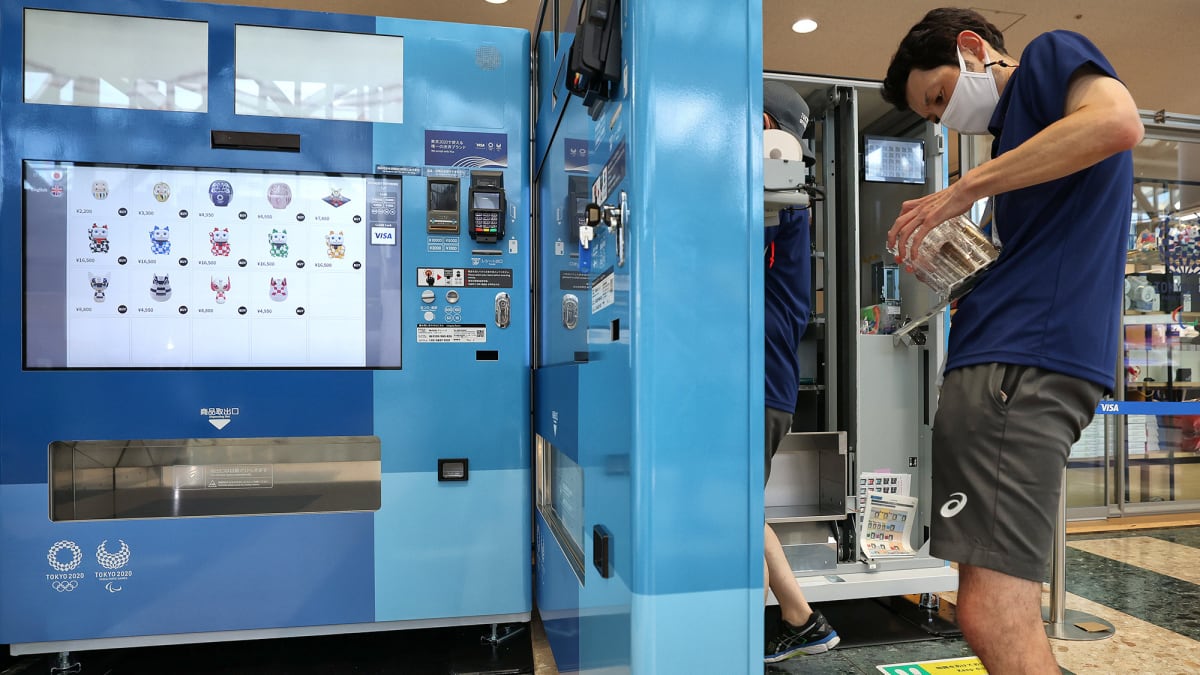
left=863, top=135, right=926, bottom=185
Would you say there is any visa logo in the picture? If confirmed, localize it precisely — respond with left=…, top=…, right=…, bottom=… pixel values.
left=1099, top=403, right=1120, bottom=412
left=370, top=226, right=397, bottom=246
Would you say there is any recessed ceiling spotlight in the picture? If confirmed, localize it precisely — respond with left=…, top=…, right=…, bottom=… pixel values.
left=485, top=0, right=509, bottom=4
left=792, top=18, right=818, bottom=34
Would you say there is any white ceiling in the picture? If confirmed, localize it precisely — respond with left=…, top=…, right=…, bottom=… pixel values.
left=197, top=0, right=1199, bottom=117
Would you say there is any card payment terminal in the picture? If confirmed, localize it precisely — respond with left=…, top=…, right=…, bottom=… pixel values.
left=468, top=171, right=506, bottom=243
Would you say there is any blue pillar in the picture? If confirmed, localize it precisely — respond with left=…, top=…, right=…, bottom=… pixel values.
left=627, top=1, right=763, bottom=672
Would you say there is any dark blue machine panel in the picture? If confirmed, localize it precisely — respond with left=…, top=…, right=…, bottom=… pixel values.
left=0, top=0, right=530, bottom=649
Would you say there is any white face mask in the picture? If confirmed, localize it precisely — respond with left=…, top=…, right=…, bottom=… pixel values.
left=940, top=45, right=1000, bottom=135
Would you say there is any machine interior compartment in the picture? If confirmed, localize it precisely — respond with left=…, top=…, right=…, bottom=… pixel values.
left=50, top=435, right=382, bottom=520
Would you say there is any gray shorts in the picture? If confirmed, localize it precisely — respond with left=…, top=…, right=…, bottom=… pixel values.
left=931, top=363, right=1102, bottom=582
left=765, top=407, right=792, bottom=486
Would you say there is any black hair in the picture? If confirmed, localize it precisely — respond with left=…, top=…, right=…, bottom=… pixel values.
left=881, top=8, right=1007, bottom=111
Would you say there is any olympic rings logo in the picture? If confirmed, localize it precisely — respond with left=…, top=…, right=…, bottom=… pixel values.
left=51, top=580, right=78, bottom=592
left=47, top=540, right=83, bottom=572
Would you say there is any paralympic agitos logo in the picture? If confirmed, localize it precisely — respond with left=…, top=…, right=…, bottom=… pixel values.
left=45, top=539, right=135, bottom=593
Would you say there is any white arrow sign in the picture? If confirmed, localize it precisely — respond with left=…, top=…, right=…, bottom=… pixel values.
left=209, top=418, right=231, bottom=430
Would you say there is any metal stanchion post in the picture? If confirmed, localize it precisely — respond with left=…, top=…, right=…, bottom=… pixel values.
left=1043, top=472, right=1115, bottom=640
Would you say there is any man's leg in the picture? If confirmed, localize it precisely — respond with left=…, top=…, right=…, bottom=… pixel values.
left=957, top=563, right=1058, bottom=675
left=765, top=523, right=811, bottom=626
left=763, top=522, right=838, bottom=662
left=929, top=365, right=1099, bottom=673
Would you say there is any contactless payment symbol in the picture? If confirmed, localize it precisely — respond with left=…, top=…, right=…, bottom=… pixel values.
left=322, top=189, right=350, bottom=208
left=267, top=182, right=292, bottom=209
left=153, top=182, right=171, bottom=203
left=92, top=180, right=109, bottom=200
left=209, top=180, right=233, bottom=207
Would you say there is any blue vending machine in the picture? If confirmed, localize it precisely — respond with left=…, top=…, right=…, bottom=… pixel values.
left=0, top=0, right=530, bottom=655
left=533, top=1, right=765, bottom=672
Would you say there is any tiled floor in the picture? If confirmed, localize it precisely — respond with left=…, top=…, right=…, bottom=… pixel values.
left=2, top=526, right=1197, bottom=674
left=763, top=525, right=1200, bottom=675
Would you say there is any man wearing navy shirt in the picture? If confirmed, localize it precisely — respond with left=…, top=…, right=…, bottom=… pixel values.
left=881, top=8, right=1142, bottom=674
left=761, top=81, right=839, bottom=663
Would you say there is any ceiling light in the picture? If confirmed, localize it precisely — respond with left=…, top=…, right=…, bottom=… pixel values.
left=792, top=19, right=818, bottom=34
left=485, top=0, right=509, bottom=4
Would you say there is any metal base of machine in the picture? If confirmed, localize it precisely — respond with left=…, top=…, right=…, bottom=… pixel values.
left=783, top=560, right=959, bottom=604
left=10, top=612, right=532, bottom=656
left=1042, top=607, right=1115, bottom=641
left=12, top=618, right=536, bottom=675
left=885, top=594, right=963, bottom=639
left=482, top=623, right=528, bottom=647
left=50, top=652, right=81, bottom=675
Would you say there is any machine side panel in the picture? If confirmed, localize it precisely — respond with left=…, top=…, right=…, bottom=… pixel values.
left=533, top=17, right=635, bottom=672
left=534, top=511, right=580, bottom=673
left=626, top=0, right=764, bottom=672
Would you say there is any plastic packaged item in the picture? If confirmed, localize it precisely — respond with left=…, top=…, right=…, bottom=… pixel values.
left=891, top=214, right=998, bottom=297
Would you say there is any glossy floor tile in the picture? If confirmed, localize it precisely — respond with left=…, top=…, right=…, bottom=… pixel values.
left=1069, top=536, right=1200, bottom=584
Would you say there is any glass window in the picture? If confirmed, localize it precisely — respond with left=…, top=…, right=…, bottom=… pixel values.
left=535, top=434, right=584, bottom=580
left=235, top=25, right=404, bottom=124
left=1120, top=135, right=1200, bottom=508
left=24, top=9, right=208, bottom=112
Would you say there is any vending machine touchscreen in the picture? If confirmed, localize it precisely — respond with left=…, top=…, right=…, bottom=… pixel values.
left=23, top=161, right=403, bottom=370
left=468, top=170, right=506, bottom=243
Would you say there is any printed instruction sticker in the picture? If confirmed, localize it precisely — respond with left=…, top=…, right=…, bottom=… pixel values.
left=591, top=268, right=615, bottom=314
left=417, top=323, right=487, bottom=343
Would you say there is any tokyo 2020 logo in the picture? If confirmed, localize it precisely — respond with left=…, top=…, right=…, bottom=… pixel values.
left=96, top=539, right=131, bottom=570
left=47, top=540, right=83, bottom=572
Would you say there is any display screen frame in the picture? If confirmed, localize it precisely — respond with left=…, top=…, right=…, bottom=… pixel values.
left=22, top=159, right=404, bottom=371
left=862, top=134, right=927, bottom=186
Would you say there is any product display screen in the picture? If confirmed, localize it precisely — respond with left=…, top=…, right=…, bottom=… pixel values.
left=473, top=191, right=501, bottom=210
left=863, top=135, right=926, bottom=185
left=428, top=180, right=458, bottom=212
left=24, top=161, right=403, bottom=369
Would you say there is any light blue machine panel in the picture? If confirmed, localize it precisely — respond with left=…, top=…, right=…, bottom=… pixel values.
left=0, top=0, right=529, bottom=652
left=533, top=1, right=763, bottom=672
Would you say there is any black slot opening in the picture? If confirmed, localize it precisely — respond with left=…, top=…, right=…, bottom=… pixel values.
left=211, top=130, right=301, bottom=152
left=610, top=318, right=620, bottom=341
left=476, top=350, right=499, bottom=361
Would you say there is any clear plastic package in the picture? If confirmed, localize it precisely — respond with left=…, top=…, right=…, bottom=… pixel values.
left=892, top=214, right=998, bottom=297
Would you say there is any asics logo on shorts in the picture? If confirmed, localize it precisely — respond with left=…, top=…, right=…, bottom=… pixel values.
left=940, top=492, right=968, bottom=518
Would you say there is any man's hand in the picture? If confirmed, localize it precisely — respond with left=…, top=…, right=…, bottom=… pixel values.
left=887, top=70, right=1141, bottom=272
left=886, top=181, right=977, bottom=269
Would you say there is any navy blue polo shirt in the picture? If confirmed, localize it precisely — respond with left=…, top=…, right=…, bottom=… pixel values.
left=765, top=207, right=812, bottom=412
left=945, top=30, right=1133, bottom=391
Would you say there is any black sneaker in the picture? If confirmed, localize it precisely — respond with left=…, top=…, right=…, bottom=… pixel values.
left=764, top=609, right=840, bottom=663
